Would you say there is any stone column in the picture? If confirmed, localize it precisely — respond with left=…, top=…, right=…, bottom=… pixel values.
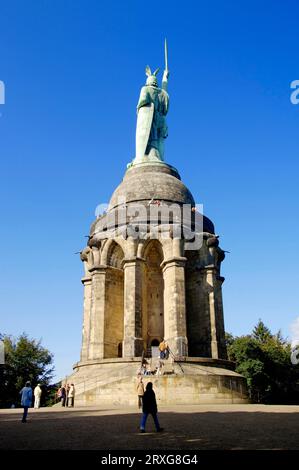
left=88, top=266, right=107, bottom=360
left=205, top=268, right=219, bottom=359
left=162, top=256, right=188, bottom=356
left=80, top=276, right=92, bottom=362
left=123, top=258, right=144, bottom=357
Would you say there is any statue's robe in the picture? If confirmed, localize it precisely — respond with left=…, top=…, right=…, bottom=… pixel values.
left=136, top=85, right=169, bottom=157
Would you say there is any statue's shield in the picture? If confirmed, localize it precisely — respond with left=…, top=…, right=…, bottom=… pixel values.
left=135, top=103, right=154, bottom=160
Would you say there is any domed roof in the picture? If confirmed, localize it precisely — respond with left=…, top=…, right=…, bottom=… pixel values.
left=108, top=162, right=195, bottom=210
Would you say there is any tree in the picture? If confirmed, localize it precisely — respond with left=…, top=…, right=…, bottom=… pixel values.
left=252, top=319, right=272, bottom=343
left=227, top=322, right=299, bottom=403
left=0, top=333, right=54, bottom=408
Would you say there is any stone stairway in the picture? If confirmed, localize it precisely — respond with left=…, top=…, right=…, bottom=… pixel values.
left=145, top=356, right=175, bottom=375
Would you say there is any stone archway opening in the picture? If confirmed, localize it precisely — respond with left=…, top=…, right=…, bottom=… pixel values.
left=142, top=240, right=164, bottom=352
left=104, top=241, right=124, bottom=358
left=117, top=342, right=123, bottom=358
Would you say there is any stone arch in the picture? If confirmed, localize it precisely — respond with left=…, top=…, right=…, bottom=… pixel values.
left=139, top=235, right=165, bottom=261
left=107, top=242, right=124, bottom=268
left=101, top=238, right=126, bottom=266
left=143, top=237, right=164, bottom=262
left=142, top=239, right=165, bottom=350
left=101, top=239, right=114, bottom=265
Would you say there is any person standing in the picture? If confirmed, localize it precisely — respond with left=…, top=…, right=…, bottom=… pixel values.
left=65, top=383, right=70, bottom=407
left=159, top=339, right=167, bottom=359
left=20, top=381, right=32, bottom=423
left=140, top=382, right=163, bottom=433
left=68, top=383, right=75, bottom=407
left=164, top=341, right=170, bottom=359
left=34, top=383, right=42, bottom=409
left=57, top=386, right=62, bottom=403
left=155, top=359, right=163, bottom=375
left=59, top=386, right=66, bottom=407
left=136, top=375, right=145, bottom=409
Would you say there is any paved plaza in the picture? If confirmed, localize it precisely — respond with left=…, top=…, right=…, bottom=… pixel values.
left=0, top=404, right=299, bottom=450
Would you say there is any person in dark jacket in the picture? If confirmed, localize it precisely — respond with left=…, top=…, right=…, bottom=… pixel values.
left=20, top=381, right=33, bottom=423
left=140, top=382, right=163, bottom=433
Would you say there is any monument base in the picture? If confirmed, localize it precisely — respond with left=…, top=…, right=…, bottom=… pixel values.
left=63, top=358, right=248, bottom=406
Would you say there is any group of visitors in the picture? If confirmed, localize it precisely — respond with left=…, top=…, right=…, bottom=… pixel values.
left=19, top=364, right=161, bottom=433
left=139, top=359, right=164, bottom=376
left=20, top=376, right=161, bottom=433
left=57, top=383, right=75, bottom=407
left=18, top=381, right=76, bottom=423
left=137, top=339, right=171, bottom=377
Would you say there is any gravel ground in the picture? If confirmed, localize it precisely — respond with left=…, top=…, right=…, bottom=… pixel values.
left=0, top=404, right=299, bottom=450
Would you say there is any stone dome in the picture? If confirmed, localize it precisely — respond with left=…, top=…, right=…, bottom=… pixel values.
left=108, top=162, right=195, bottom=210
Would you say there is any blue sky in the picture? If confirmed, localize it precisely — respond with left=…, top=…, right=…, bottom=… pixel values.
left=0, top=0, right=299, bottom=381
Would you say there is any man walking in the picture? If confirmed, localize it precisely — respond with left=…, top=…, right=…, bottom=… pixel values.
left=140, top=382, right=163, bottom=433
left=20, top=381, right=32, bottom=423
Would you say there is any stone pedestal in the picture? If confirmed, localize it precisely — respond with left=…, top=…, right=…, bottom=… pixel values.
left=66, top=358, right=248, bottom=406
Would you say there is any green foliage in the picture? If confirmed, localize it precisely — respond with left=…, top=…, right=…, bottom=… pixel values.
left=252, top=319, right=272, bottom=343
left=0, top=333, right=54, bottom=408
left=226, top=322, right=299, bottom=403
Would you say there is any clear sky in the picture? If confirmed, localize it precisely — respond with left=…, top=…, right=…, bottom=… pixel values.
left=1, top=0, right=299, bottom=381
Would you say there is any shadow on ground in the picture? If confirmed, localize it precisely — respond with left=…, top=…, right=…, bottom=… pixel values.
left=0, top=408, right=299, bottom=450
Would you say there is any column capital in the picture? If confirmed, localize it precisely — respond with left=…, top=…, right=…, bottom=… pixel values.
left=200, top=265, right=218, bottom=274
left=161, top=256, right=187, bottom=271
left=89, top=264, right=107, bottom=274
left=122, top=257, right=146, bottom=267
left=81, top=276, right=92, bottom=285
